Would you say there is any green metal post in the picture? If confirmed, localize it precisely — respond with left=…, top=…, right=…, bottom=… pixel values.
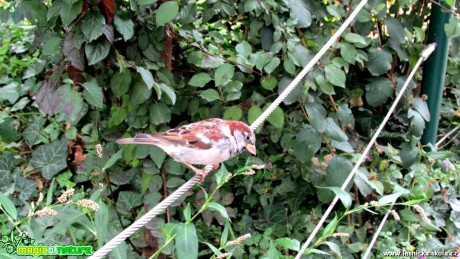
left=420, top=0, right=453, bottom=146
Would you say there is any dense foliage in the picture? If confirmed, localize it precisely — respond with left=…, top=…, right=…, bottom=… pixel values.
left=1, top=0, right=460, bottom=258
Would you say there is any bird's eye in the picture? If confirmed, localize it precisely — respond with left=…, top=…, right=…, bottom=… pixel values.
left=244, top=134, right=250, bottom=141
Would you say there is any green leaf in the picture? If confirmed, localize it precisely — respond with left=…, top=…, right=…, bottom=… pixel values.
left=0, top=117, right=18, bottom=143
left=108, top=106, right=128, bottom=127
left=343, top=32, right=367, bottom=46
left=412, top=98, right=430, bottom=121
left=176, top=223, right=198, bottom=259
left=207, top=202, right=229, bottom=220
left=378, top=191, right=406, bottom=205
left=248, top=106, right=263, bottom=130
left=325, top=64, right=346, bottom=88
left=317, top=186, right=352, bottom=208
left=150, top=102, right=171, bottom=125
left=131, top=80, right=152, bottom=105
left=200, top=89, right=220, bottom=102
left=340, top=42, right=357, bottom=64
left=82, top=79, right=103, bottom=108
left=30, top=139, right=68, bottom=179
left=260, top=76, right=277, bottom=90
left=316, top=74, right=335, bottom=95
left=324, top=118, right=348, bottom=141
left=136, top=67, right=155, bottom=90
left=264, top=57, right=280, bottom=74
left=367, top=47, right=392, bottom=76
left=322, top=215, right=338, bottom=236
left=95, top=201, right=109, bottom=247
left=305, top=103, right=327, bottom=132
left=384, top=18, right=405, bottom=44
left=60, top=0, right=83, bottom=27
left=365, top=78, right=394, bottom=107
left=156, top=1, right=179, bottom=26
left=110, top=71, right=132, bottom=97
left=223, top=106, right=243, bottom=121
left=103, top=149, right=123, bottom=170
left=81, top=11, right=106, bottom=41
left=188, top=73, right=212, bottom=87
left=159, top=83, right=176, bottom=104
left=85, top=38, right=110, bottom=65
left=326, top=156, right=353, bottom=191
left=0, top=193, right=17, bottom=220
left=46, top=179, right=56, bottom=206
left=288, top=0, right=312, bottom=28
left=0, top=82, right=20, bottom=103
left=114, top=15, right=134, bottom=41
left=267, top=106, right=284, bottom=128
left=236, top=41, right=252, bottom=58
left=56, top=84, right=85, bottom=124
left=149, top=145, right=166, bottom=168
left=275, top=238, right=300, bottom=251
left=215, top=63, right=234, bottom=86
left=294, top=125, right=321, bottom=163
left=139, top=0, right=157, bottom=4
left=0, top=152, right=16, bottom=175
left=117, top=191, right=143, bottom=213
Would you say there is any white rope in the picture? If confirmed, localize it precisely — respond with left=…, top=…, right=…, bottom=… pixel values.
left=362, top=202, right=395, bottom=259
left=295, top=43, right=436, bottom=258
left=435, top=124, right=460, bottom=148
left=250, top=0, right=369, bottom=131
left=88, top=174, right=202, bottom=259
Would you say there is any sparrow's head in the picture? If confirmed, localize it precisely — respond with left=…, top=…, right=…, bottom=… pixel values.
left=226, top=121, right=256, bottom=156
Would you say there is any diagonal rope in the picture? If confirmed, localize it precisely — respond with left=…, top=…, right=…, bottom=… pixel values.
left=295, top=43, right=437, bottom=258
left=362, top=202, right=396, bottom=259
left=90, top=1, right=371, bottom=257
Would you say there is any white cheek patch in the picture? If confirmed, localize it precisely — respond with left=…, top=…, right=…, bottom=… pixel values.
left=196, top=133, right=211, bottom=144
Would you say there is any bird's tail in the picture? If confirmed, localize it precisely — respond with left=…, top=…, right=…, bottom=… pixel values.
left=116, top=133, right=157, bottom=145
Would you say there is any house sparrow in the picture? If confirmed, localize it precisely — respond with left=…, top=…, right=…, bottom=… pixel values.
left=117, top=118, right=256, bottom=181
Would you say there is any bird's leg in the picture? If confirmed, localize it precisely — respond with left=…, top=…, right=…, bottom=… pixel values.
left=183, top=162, right=208, bottom=182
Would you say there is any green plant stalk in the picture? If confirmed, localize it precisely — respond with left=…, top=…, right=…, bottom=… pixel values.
left=149, top=233, right=177, bottom=259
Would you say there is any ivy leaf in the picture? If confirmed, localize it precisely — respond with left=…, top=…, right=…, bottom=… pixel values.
left=30, top=139, right=68, bottom=180
left=236, top=41, right=252, bottom=58
left=223, top=106, right=243, bottom=121
left=200, top=89, right=220, bottom=102
left=116, top=191, right=142, bottom=213
left=81, top=11, right=106, bottom=42
left=188, top=73, right=212, bottom=87
left=367, top=47, right=392, bottom=76
left=0, top=82, right=20, bottom=104
left=215, top=63, right=234, bottom=86
left=176, top=223, right=198, bottom=259
left=365, top=78, right=394, bottom=107
left=85, top=38, right=110, bottom=65
left=82, top=79, right=103, bottom=108
left=156, top=1, right=179, bottom=26
left=325, top=64, right=346, bottom=88
left=114, top=15, right=134, bottom=41
left=0, top=152, right=16, bottom=175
